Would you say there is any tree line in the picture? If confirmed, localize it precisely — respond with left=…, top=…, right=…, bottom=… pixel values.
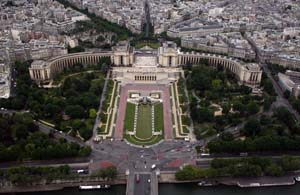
left=175, top=156, right=300, bottom=181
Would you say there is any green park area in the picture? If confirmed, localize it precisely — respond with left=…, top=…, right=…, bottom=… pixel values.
left=136, top=105, right=152, bottom=139
left=185, top=64, right=267, bottom=140
left=124, top=102, right=164, bottom=146
left=0, top=113, right=91, bottom=163
left=154, top=103, right=164, bottom=132
left=183, top=62, right=300, bottom=157
left=0, top=60, right=110, bottom=142
left=124, top=102, right=135, bottom=132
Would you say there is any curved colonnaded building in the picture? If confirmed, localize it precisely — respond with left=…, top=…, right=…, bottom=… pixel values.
left=29, top=41, right=262, bottom=87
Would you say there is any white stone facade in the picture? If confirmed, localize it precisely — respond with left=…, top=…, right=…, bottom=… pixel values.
left=29, top=42, right=262, bottom=87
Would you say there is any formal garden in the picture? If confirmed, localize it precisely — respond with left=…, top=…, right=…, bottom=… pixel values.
left=124, top=101, right=164, bottom=146
left=174, top=78, right=192, bottom=136
left=97, top=79, right=120, bottom=138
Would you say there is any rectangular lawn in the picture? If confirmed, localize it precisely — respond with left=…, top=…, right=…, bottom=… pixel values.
left=124, top=102, right=135, bottom=131
left=154, top=103, right=164, bottom=132
left=136, top=105, right=153, bottom=139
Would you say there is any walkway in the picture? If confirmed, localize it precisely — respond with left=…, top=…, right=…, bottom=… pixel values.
left=170, top=83, right=188, bottom=139
left=92, top=71, right=110, bottom=140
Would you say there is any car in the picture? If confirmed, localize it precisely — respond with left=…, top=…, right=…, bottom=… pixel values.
left=93, top=137, right=101, bottom=143
left=77, top=169, right=88, bottom=174
left=200, top=153, right=210, bottom=157
left=136, top=174, right=140, bottom=183
left=240, top=152, right=248, bottom=157
left=151, top=164, right=156, bottom=169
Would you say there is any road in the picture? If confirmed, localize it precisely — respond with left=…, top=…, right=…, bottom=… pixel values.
left=244, top=33, right=300, bottom=122
left=134, top=173, right=151, bottom=195
left=37, top=121, right=87, bottom=147
left=89, top=139, right=196, bottom=175
left=261, top=63, right=300, bottom=122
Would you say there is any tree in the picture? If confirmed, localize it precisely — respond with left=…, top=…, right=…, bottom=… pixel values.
left=198, top=108, right=214, bottom=123
left=175, top=165, right=200, bottom=180
left=263, top=96, right=273, bottom=111
left=44, top=103, right=61, bottom=118
left=68, top=45, right=85, bottom=53
left=89, top=108, right=97, bottom=118
left=211, top=79, right=222, bottom=92
left=65, top=105, right=85, bottom=119
left=274, top=106, right=295, bottom=129
left=232, top=101, right=245, bottom=114
left=105, top=166, right=118, bottom=180
left=280, top=156, right=300, bottom=171
left=263, top=79, right=275, bottom=95
left=232, top=164, right=263, bottom=177
left=72, top=119, right=84, bottom=130
left=97, top=166, right=118, bottom=180
left=194, top=128, right=203, bottom=140
left=79, top=127, right=93, bottom=140
left=222, top=103, right=231, bottom=114
left=79, top=146, right=92, bottom=157
left=220, top=132, right=234, bottom=141
left=246, top=101, right=260, bottom=115
left=283, top=90, right=291, bottom=99
left=265, top=163, right=284, bottom=177
left=243, top=118, right=261, bottom=137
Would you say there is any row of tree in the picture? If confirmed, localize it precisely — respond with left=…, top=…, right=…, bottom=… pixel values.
left=57, top=0, right=132, bottom=41
left=93, top=166, right=118, bottom=181
left=175, top=156, right=300, bottom=181
left=0, top=165, right=71, bottom=185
